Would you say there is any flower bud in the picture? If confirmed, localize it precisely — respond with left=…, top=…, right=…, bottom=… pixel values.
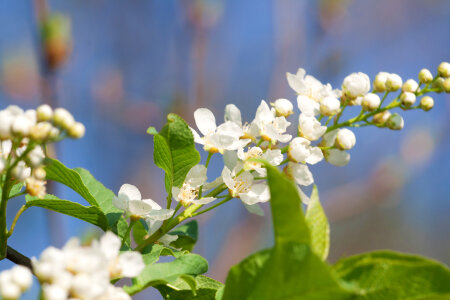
left=49, top=127, right=60, bottom=139
left=400, top=92, right=416, bottom=107
left=320, top=96, right=340, bottom=116
left=336, top=128, right=356, bottom=150
left=36, top=104, right=53, bottom=121
left=288, top=137, right=311, bottom=163
left=10, top=265, right=32, bottom=291
left=324, top=149, right=350, bottom=166
left=53, top=108, right=75, bottom=131
left=12, top=163, right=31, bottom=181
left=0, top=111, right=14, bottom=139
left=402, top=79, right=419, bottom=93
left=387, top=113, right=404, bottom=130
left=68, top=122, right=86, bottom=139
left=342, top=72, right=370, bottom=98
left=386, top=73, right=403, bottom=91
left=442, top=77, right=450, bottom=93
left=373, top=110, right=391, bottom=126
left=11, top=115, right=33, bottom=137
left=26, top=177, right=46, bottom=198
left=432, top=77, right=444, bottom=93
left=373, top=72, right=389, bottom=92
left=437, top=61, right=450, bottom=78
left=271, top=98, right=293, bottom=117
left=418, top=68, right=433, bottom=84
left=30, top=122, right=53, bottom=141
left=43, top=284, right=69, bottom=300
left=0, top=280, right=21, bottom=300
left=361, top=93, right=380, bottom=111
left=33, top=167, right=47, bottom=180
left=420, top=96, right=434, bottom=111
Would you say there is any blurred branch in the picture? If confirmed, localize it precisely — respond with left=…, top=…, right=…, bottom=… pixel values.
left=6, top=246, right=32, bottom=270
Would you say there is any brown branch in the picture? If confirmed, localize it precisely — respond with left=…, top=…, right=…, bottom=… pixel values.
left=6, top=246, right=32, bottom=270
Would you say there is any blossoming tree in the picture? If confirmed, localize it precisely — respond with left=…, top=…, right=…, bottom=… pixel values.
left=0, top=63, right=449, bottom=299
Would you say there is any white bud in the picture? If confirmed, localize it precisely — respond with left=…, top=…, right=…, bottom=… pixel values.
left=320, top=96, right=340, bottom=116
left=24, top=110, right=37, bottom=124
left=443, top=77, right=450, bottom=93
left=400, top=92, right=416, bottom=107
left=6, top=105, right=23, bottom=116
left=437, top=62, right=450, bottom=78
left=53, top=108, right=75, bottom=131
left=0, top=111, right=14, bottom=139
left=11, top=115, right=33, bottom=137
left=0, top=283, right=21, bottom=300
left=402, top=79, right=419, bottom=93
left=387, top=113, right=404, bottom=130
left=43, top=284, right=68, bottom=300
left=361, top=93, right=380, bottom=111
left=324, top=149, right=350, bottom=166
left=386, top=73, right=403, bottom=91
left=28, top=146, right=45, bottom=168
left=29, top=122, right=53, bottom=141
left=373, top=72, right=389, bottom=92
left=288, top=137, right=311, bottom=163
left=33, top=167, right=46, bottom=180
left=68, top=122, right=86, bottom=139
left=271, top=98, right=293, bottom=117
left=420, top=96, right=434, bottom=111
left=36, top=104, right=53, bottom=121
left=418, top=68, right=433, bottom=84
left=10, top=265, right=32, bottom=291
left=49, top=127, right=61, bottom=139
left=342, top=72, right=371, bottom=98
left=12, top=163, right=31, bottom=181
left=336, top=128, right=356, bottom=150
left=373, top=110, right=391, bottom=126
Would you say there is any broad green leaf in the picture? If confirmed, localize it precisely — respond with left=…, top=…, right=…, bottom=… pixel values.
left=73, top=168, right=122, bottom=227
left=264, top=162, right=310, bottom=245
left=44, top=158, right=122, bottom=228
left=305, top=185, right=330, bottom=261
left=8, top=182, right=24, bottom=198
left=168, top=220, right=198, bottom=252
left=25, top=194, right=108, bottom=230
left=123, top=253, right=208, bottom=295
left=44, top=158, right=98, bottom=206
left=154, top=114, right=200, bottom=194
left=156, top=275, right=224, bottom=300
left=334, top=250, right=450, bottom=299
left=222, top=165, right=353, bottom=300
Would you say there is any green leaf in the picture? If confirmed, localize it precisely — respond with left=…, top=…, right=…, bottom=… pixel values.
left=156, top=275, right=224, bottom=300
left=168, top=220, right=198, bottom=252
left=305, top=185, right=330, bottom=261
left=123, top=253, right=208, bottom=295
left=44, top=158, right=122, bottom=228
left=147, top=126, right=159, bottom=135
left=154, top=114, right=200, bottom=194
left=264, top=162, right=310, bottom=245
left=8, top=182, right=24, bottom=198
left=133, top=219, right=149, bottom=245
left=25, top=194, right=108, bottom=230
left=334, top=250, right=450, bottom=299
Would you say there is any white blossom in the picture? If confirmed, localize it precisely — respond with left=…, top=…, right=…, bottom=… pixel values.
left=287, top=68, right=340, bottom=101
left=191, top=108, right=249, bottom=153
left=286, top=162, right=314, bottom=186
left=298, top=114, right=326, bottom=141
left=373, top=72, right=390, bottom=92
left=53, top=108, right=75, bottom=131
left=400, top=92, right=416, bottom=106
left=320, top=96, right=340, bottom=116
left=387, top=113, right=404, bottom=130
left=386, top=73, right=403, bottom=91
left=297, top=95, right=320, bottom=116
left=237, top=147, right=283, bottom=175
left=342, top=72, right=370, bottom=98
left=324, top=149, right=350, bottom=166
left=418, top=68, right=433, bottom=83
left=402, top=79, right=419, bottom=93
left=420, top=96, right=434, bottom=111
left=253, top=100, right=292, bottom=144
left=362, top=93, right=381, bottom=111
left=113, top=184, right=174, bottom=220
left=288, top=137, right=323, bottom=164
left=438, top=61, right=450, bottom=77
left=172, top=165, right=216, bottom=206
left=68, top=122, right=86, bottom=139
left=36, top=104, right=53, bottom=121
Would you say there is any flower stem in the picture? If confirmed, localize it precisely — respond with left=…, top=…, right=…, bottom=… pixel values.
left=7, top=205, right=28, bottom=238
left=121, top=219, right=137, bottom=248
left=191, top=196, right=232, bottom=217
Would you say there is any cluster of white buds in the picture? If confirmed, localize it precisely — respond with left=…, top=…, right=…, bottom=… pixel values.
left=0, top=265, right=32, bottom=300
left=32, top=231, right=143, bottom=300
left=0, top=105, right=85, bottom=198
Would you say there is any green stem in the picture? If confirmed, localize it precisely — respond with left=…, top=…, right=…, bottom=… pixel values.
left=7, top=205, right=27, bottom=238
left=379, top=91, right=389, bottom=106
left=121, top=219, right=137, bottom=248
left=205, top=152, right=213, bottom=168
left=191, top=196, right=232, bottom=217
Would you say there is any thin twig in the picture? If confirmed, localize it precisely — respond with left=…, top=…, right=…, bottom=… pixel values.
left=6, top=246, right=32, bottom=270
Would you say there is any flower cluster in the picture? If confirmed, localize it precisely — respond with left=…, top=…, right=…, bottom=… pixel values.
left=0, top=265, right=32, bottom=300
left=0, top=104, right=85, bottom=198
left=178, top=62, right=450, bottom=214
left=32, top=231, right=143, bottom=300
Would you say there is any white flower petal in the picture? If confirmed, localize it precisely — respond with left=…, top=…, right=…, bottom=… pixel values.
left=118, top=184, right=141, bottom=201
left=147, top=208, right=175, bottom=221
left=254, top=100, right=274, bottom=124
left=240, top=183, right=270, bottom=205
left=186, top=165, right=207, bottom=187
left=190, top=127, right=204, bottom=145
left=118, top=252, right=145, bottom=278
left=194, top=108, right=217, bottom=136
left=158, top=234, right=178, bottom=247
left=99, top=231, right=121, bottom=260
left=244, top=203, right=265, bottom=216
left=221, top=167, right=235, bottom=190
left=325, top=149, right=350, bottom=166
left=142, top=198, right=162, bottom=210
left=128, top=200, right=153, bottom=217
left=297, top=95, right=320, bottom=116
left=306, top=147, right=324, bottom=165
left=224, top=104, right=242, bottom=126
left=113, top=196, right=127, bottom=211
left=289, top=162, right=314, bottom=186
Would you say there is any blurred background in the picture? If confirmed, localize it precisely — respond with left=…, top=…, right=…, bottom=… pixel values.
left=0, top=0, right=449, bottom=298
